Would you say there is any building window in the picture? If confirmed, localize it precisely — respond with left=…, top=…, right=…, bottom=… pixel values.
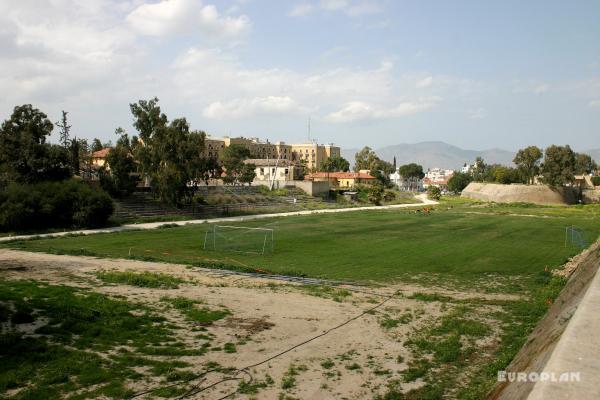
left=260, top=168, right=264, bottom=175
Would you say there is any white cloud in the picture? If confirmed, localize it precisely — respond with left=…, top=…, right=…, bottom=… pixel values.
left=534, top=83, right=549, bottom=94
left=127, top=0, right=250, bottom=37
left=416, top=76, right=433, bottom=88
left=589, top=100, right=600, bottom=108
left=202, top=96, right=305, bottom=119
left=288, top=3, right=315, bottom=17
left=289, top=0, right=381, bottom=17
left=327, top=98, right=441, bottom=122
left=467, top=107, right=486, bottom=120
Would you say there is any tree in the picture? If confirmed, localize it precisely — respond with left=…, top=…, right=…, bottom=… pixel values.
left=70, top=138, right=80, bottom=175
left=239, top=163, right=257, bottom=186
left=0, top=104, right=71, bottom=183
left=220, top=144, right=251, bottom=184
left=447, top=172, right=472, bottom=194
left=367, top=183, right=384, bottom=205
left=354, top=147, right=379, bottom=171
left=398, top=163, right=425, bottom=191
left=320, top=156, right=350, bottom=172
left=472, top=157, right=488, bottom=182
left=541, top=145, right=576, bottom=186
left=56, top=110, right=71, bottom=149
left=513, top=146, right=543, bottom=185
left=129, top=98, right=208, bottom=205
left=427, top=185, right=442, bottom=200
left=91, top=138, right=104, bottom=153
left=100, top=130, right=139, bottom=198
left=393, top=156, right=397, bottom=171
left=574, top=153, right=597, bottom=175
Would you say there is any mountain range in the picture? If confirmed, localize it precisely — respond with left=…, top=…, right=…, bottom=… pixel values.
left=342, top=141, right=600, bottom=171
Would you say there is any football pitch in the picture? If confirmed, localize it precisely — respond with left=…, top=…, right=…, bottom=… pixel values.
left=4, top=202, right=598, bottom=288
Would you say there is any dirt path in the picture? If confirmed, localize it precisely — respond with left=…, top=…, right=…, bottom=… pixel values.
left=0, top=247, right=511, bottom=400
left=0, top=194, right=437, bottom=243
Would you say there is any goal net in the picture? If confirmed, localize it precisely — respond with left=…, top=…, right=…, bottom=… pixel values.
left=564, top=226, right=587, bottom=249
left=203, top=225, right=274, bottom=255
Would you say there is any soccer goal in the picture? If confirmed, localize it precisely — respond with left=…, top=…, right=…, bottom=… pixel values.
left=564, top=226, right=587, bottom=249
left=203, top=225, right=274, bottom=255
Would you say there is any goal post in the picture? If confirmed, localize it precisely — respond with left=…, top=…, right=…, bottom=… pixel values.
left=564, top=226, right=587, bottom=249
left=203, top=225, right=274, bottom=255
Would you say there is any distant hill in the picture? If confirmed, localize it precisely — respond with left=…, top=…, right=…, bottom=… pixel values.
left=342, top=141, right=516, bottom=170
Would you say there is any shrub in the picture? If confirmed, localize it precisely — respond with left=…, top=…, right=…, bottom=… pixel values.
left=383, top=190, right=397, bottom=202
left=0, top=180, right=113, bottom=232
left=427, top=186, right=442, bottom=200
left=592, top=176, right=600, bottom=187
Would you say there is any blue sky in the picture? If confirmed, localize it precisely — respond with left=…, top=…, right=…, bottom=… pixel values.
left=0, top=0, right=599, bottom=151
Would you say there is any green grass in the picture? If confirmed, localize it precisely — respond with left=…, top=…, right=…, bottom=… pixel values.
left=4, top=205, right=597, bottom=289
left=161, top=296, right=230, bottom=325
left=96, top=270, right=185, bottom=289
left=0, top=279, right=196, bottom=399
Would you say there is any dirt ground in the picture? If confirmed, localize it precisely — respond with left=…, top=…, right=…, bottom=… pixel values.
left=0, top=249, right=518, bottom=399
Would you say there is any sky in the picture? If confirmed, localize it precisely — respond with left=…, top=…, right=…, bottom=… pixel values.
left=1, top=0, right=599, bottom=151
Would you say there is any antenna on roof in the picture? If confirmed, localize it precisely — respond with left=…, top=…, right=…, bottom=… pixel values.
left=307, top=116, right=311, bottom=142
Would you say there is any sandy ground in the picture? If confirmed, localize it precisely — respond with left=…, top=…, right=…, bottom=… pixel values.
left=0, top=249, right=516, bottom=399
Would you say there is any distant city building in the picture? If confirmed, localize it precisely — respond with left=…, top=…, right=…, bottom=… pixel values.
left=244, top=159, right=299, bottom=182
left=91, top=148, right=111, bottom=170
left=423, top=168, right=454, bottom=189
left=461, top=163, right=475, bottom=174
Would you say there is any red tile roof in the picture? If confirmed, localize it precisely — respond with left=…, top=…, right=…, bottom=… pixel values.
left=306, top=172, right=375, bottom=180
left=91, top=148, right=111, bottom=158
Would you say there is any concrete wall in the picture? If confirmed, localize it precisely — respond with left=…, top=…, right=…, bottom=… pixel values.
left=461, top=182, right=577, bottom=205
left=252, top=180, right=330, bottom=196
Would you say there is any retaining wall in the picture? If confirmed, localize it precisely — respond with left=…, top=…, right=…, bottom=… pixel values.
left=461, top=182, right=577, bottom=205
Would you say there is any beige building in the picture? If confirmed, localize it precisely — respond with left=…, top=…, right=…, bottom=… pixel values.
left=204, top=135, right=340, bottom=172
left=244, top=159, right=299, bottom=182
left=91, top=148, right=111, bottom=170
left=305, top=172, right=376, bottom=188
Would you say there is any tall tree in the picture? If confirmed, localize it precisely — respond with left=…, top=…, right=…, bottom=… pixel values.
left=541, top=145, right=576, bottom=186
left=393, top=156, right=397, bottom=171
left=220, top=144, right=251, bottom=184
left=56, top=110, right=71, bottom=148
left=513, top=146, right=543, bottom=185
left=129, top=98, right=208, bottom=205
left=447, top=172, right=472, bottom=193
left=472, top=156, right=488, bottom=182
left=100, top=130, right=139, bottom=198
left=574, top=153, right=597, bottom=175
left=354, top=146, right=379, bottom=171
left=0, top=104, right=71, bottom=183
left=320, top=156, right=350, bottom=172
left=398, top=163, right=425, bottom=191
left=91, top=138, right=104, bottom=153
left=70, top=137, right=80, bottom=175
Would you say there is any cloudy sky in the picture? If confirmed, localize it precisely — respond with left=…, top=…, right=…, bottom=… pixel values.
left=1, top=0, right=599, bottom=151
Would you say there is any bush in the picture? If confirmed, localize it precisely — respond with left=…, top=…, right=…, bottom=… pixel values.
left=383, top=190, right=397, bottom=202
left=0, top=180, right=113, bottom=232
left=427, top=186, right=442, bottom=200
left=592, top=176, right=600, bottom=187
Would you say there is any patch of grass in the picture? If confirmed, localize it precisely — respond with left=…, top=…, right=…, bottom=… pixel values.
left=402, top=359, right=430, bottom=382
left=161, top=296, right=230, bottom=325
left=299, top=285, right=352, bottom=302
left=345, top=363, right=362, bottom=371
left=223, top=342, right=237, bottom=353
left=0, top=279, right=187, bottom=399
left=96, top=270, right=185, bottom=289
left=320, top=359, right=335, bottom=369
left=408, top=292, right=453, bottom=302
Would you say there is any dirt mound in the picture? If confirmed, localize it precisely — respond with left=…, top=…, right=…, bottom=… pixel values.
left=461, top=182, right=576, bottom=205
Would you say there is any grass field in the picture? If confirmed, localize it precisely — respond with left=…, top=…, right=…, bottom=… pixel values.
left=2, top=200, right=599, bottom=399
left=4, top=202, right=598, bottom=289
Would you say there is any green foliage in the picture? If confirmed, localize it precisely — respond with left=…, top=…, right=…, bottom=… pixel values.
left=320, top=156, right=350, bottom=172
left=574, top=152, right=597, bottom=175
left=221, top=144, right=251, bottom=184
left=513, top=146, right=543, bottom=185
left=100, top=131, right=139, bottom=198
left=96, top=271, right=184, bottom=289
left=239, top=162, right=257, bottom=186
left=542, top=145, right=576, bottom=186
left=427, top=185, right=441, bottom=200
left=130, top=98, right=211, bottom=206
left=0, top=104, right=72, bottom=184
left=383, top=190, right=397, bottom=202
left=367, top=183, right=384, bottom=204
left=592, top=176, right=600, bottom=186
left=0, top=180, right=113, bottom=232
left=161, top=296, right=230, bottom=325
left=447, top=172, right=472, bottom=193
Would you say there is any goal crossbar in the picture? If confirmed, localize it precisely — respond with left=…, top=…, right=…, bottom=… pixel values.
left=203, top=225, right=274, bottom=255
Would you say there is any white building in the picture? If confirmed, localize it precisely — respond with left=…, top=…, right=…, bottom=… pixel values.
left=461, top=163, right=475, bottom=174
left=244, top=159, right=299, bottom=183
left=390, top=170, right=424, bottom=191
left=423, top=168, right=454, bottom=189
